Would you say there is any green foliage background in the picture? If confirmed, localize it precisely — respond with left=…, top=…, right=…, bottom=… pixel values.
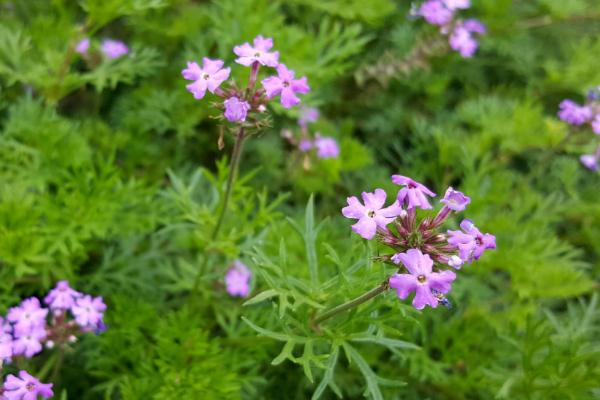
left=0, top=0, right=599, bottom=399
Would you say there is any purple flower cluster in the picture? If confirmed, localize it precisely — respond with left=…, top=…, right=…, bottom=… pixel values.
left=342, top=176, right=495, bottom=309
left=557, top=90, right=600, bottom=171
left=282, top=107, right=340, bottom=164
left=182, top=35, right=310, bottom=124
left=75, top=38, right=129, bottom=59
left=415, top=0, right=486, bottom=58
left=225, top=260, right=252, bottom=298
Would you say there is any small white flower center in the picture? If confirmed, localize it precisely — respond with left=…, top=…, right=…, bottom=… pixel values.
left=202, top=73, right=210, bottom=80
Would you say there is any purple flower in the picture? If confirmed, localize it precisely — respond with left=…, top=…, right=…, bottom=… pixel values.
left=440, top=187, right=470, bottom=211
left=233, top=35, right=279, bottom=67
left=182, top=58, right=231, bottom=100
left=12, top=326, right=46, bottom=358
left=592, top=115, right=600, bottom=135
left=298, top=139, right=313, bottom=152
left=442, top=0, right=470, bottom=10
left=224, top=97, right=251, bottom=122
left=449, top=26, right=478, bottom=58
left=580, top=154, right=598, bottom=171
left=3, top=370, right=53, bottom=400
left=389, top=249, right=456, bottom=310
left=0, top=318, right=12, bottom=362
left=419, top=0, right=454, bottom=26
left=44, top=280, right=82, bottom=311
left=298, top=107, right=319, bottom=127
left=225, top=261, right=252, bottom=297
left=557, top=100, right=593, bottom=125
left=7, top=298, right=48, bottom=337
left=261, top=64, right=310, bottom=108
left=447, top=219, right=496, bottom=263
left=392, top=175, right=436, bottom=209
left=314, top=135, right=340, bottom=159
left=100, top=39, right=129, bottom=59
left=75, top=38, right=90, bottom=55
left=341, top=189, right=404, bottom=240
left=71, top=295, right=106, bottom=331
left=463, top=18, right=487, bottom=34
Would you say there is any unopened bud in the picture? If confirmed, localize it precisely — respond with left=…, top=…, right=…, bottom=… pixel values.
left=46, top=340, right=55, bottom=349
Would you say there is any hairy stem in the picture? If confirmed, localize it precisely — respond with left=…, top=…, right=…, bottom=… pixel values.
left=313, top=280, right=390, bottom=327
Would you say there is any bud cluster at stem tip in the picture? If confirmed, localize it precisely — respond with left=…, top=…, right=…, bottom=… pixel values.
left=341, top=175, right=496, bottom=309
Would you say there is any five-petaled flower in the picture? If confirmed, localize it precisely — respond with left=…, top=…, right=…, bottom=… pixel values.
left=440, top=187, right=470, bottom=212
left=71, top=295, right=107, bottom=331
left=224, top=97, right=251, bottom=122
left=234, top=35, right=279, bottom=67
left=314, top=135, right=340, bottom=159
left=44, top=280, right=82, bottom=311
left=342, top=189, right=404, bottom=240
left=392, top=175, right=436, bottom=209
left=447, top=219, right=496, bottom=263
left=3, top=370, right=53, bottom=400
left=389, top=249, right=456, bottom=310
left=261, top=64, right=310, bottom=108
left=182, top=58, right=231, bottom=100
left=225, top=261, right=252, bottom=298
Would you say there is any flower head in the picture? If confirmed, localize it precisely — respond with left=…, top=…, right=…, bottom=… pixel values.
left=3, top=370, right=53, bottom=400
left=449, top=25, right=478, bottom=58
left=182, top=58, right=231, bottom=100
left=100, top=39, right=129, bottom=59
left=75, top=38, right=90, bottom=55
left=440, top=187, right=470, bottom=211
left=7, top=298, right=48, bottom=337
left=419, top=0, right=454, bottom=26
left=298, top=107, right=319, bottom=127
left=225, top=261, right=252, bottom=297
left=557, top=100, right=593, bottom=125
left=463, top=18, right=487, bottom=34
left=44, top=280, right=82, bottom=311
left=389, top=249, right=456, bottom=310
left=233, top=35, right=279, bottom=67
left=447, top=219, right=496, bottom=263
left=580, top=154, right=598, bottom=171
left=392, top=175, right=436, bottom=209
left=261, top=64, right=310, bottom=108
left=11, top=326, right=46, bottom=358
left=224, top=97, right=251, bottom=122
left=342, top=189, right=404, bottom=240
left=71, top=295, right=106, bottom=331
left=314, top=135, right=340, bottom=159
left=298, top=139, right=313, bottom=152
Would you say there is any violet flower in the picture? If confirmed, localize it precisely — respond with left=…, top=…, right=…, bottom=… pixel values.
left=298, top=139, right=313, bottom=152
left=389, top=249, right=456, bottom=310
left=233, top=35, right=279, bottom=67
left=224, top=97, right=251, bottom=122
left=447, top=219, right=496, bottom=263
left=592, top=115, right=600, bottom=135
left=3, top=370, right=53, bottom=400
left=580, top=154, right=598, bottom=171
left=557, top=100, right=593, bottom=125
left=75, top=38, right=90, bottom=55
left=392, top=175, right=436, bottom=209
left=314, top=135, right=340, bottom=159
left=11, top=327, right=46, bottom=358
left=261, top=64, right=310, bottom=108
left=298, top=107, right=319, bottom=127
left=418, top=0, right=454, bottom=26
left=442, top=0, right=470, bottom=10
left=182, top=58, right=231, bottom=100
left=440, top=187, right=470, bottom=212
left=225, top=261, right=252, bottom=298
left=44, top=280, right=82, bottom=311
left=100, top=39, right=129, bottom=59
left=7, top=298, right=48, bottom=337
left=0, top=318, right=12, bottom=362
left=342, top=189, right=404, bottom=240
left=71, top=295, right=106, bottom=331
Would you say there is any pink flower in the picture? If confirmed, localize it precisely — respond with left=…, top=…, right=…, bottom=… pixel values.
left=3, top=370, right=53, bottom=400
left=75, top=38, right=90, bottom=55
left=440, top=187, right=470, bottom=212
left=419, top=0, right=454, bottom=26
left=557, top=100, right=593, bottom=125
left=182, top=58, right=231, bottom=100
left=392, top=175, right=436, bottom=209
left=298, top=139, right=313, bottom=152
left=7, top=298, right=48, bottom=337
left=225, top=261, right=252, bottom=297
left=12, top=326, right=46, bottom=358
left=71, top=295, right=106, bottom=331
left=224, top=97, right=251, bottom=122
left=580, top=154, right=598, bottom=171
left=447, top=219, right=496, bottom=263
left=449, top=26, right=478, bottom=58
left=442, top=0, right=470, bottom=10
left=261, top=64, right=310, bottom=108
left=298, top=107, right=319, bottom=127
left=100, top=39, right=129, bottom=59
left=389, top=249, right=456, bottom=310
left=44, top=280, right=82, bottom=311
left=342, top=189, right=404, bottom=240
left=314, top=135, right=340, bottom=159
left=233, top=35, right=279, bottom=67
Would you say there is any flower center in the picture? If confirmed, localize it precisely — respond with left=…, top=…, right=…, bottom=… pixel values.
left=202, top=73, right=210, bottom=80
left=367, top=210, right=376, bottom=218
left=26, top=383, right=35, bottom=391
left=254, top=52, right=261, bottom=57
left=475, top=237, right=483, bottom=245
left=283, top=80, right=290, bottom=87
left=417, top=275, right=427, bottom=283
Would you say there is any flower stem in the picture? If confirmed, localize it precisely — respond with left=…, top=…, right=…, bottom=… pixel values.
left=51, top=346, right=66, bottom=383
left=312, top=280, right=390, bottom=327
left=211, top=127, right=246, bottom=240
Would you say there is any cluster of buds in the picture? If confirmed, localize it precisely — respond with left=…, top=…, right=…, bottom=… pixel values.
left=412, top=0, right=486, bottom=58
left=557, top=88, right=600, bottom=171
left=0, top=281, right=106, bottom=399
left=181, top=35, right=309, bottom=129
left=75, top=37, right=129, bottom=60
left=281, top=107, right=340, bottom=169
left=342, top=175, right=495, bottom=309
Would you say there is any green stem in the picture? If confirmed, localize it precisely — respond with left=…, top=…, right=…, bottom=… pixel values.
left=313, top=280, right=390, bottom=327
left=211, top=127, right=246, bottom=240
left=51, top=346, right=66, bottom=383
